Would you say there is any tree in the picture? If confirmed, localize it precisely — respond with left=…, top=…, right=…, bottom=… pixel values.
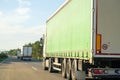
left=8, top=49, right=20, bottom=56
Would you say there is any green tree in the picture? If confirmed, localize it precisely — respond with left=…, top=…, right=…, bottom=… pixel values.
left=8, top=49, right=20, bottom=56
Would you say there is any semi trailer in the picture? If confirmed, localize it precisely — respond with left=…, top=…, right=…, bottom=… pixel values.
left=43, top=0, right=120, bottom=79
left=17, top=49, right=21, bottom=59
left=21, top=46, right=32, bottom=61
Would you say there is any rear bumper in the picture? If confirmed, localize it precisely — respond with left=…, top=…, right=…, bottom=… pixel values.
left=91, top=68, right=120, bottom=79
left=93, top=75, right=120, bottom=79
left=23, top=56, right=32, bottom=60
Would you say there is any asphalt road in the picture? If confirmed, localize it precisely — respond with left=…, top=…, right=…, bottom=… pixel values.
left=0, top=56, right=64, bottom=80
left=1, top=56, right=120, bottom=80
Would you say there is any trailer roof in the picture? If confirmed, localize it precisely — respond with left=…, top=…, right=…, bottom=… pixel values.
left=47, top=0, right=71, bottom=22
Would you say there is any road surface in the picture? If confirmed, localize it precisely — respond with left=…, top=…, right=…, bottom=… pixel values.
left=0, top=56, right=64, bottom=80
left=1, top=56, right=119, bottom=80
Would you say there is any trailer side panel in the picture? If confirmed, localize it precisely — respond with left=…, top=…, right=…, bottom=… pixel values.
left=46, top=0, right=92, bottom=59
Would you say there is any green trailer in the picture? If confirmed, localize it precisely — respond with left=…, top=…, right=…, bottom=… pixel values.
left=43, top=0, right=120, bottom=80
left=46, top=0, right=92, bottom=60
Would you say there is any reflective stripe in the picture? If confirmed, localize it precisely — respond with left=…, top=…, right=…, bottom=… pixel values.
left=96, top=34, right=101, bottom=51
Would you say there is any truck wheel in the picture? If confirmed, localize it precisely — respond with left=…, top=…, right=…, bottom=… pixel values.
left=48, top=58, right=53, bottom=72
left=66, top=59, right=71, bottom=80
left=43, top=58, right=47, bottom=70
left=62, top=59, right=66, bottom=78
left=71, top=59, right=77, bottom=80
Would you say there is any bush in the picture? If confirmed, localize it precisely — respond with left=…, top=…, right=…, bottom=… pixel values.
left=0, top=53, right=8, bottom=59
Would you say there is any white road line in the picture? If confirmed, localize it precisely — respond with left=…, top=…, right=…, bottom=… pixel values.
left=32, top=66, right=38, bottom=71
left=33, top=63, right=41, bottom=66
left=25, top=63, right=27, bottom=64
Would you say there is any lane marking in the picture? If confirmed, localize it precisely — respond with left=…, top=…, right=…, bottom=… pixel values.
left=33, top=63, right=41, bottom=66
left=25, top=63, right=27, bottom=64
left=32, top=66, right=38, bottom=71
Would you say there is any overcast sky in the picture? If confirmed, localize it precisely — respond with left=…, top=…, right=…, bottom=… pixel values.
left=0, top=0, right=65, bottom=51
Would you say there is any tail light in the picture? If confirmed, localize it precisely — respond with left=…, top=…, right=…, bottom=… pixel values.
left=93, top=69, right=104, bottom=74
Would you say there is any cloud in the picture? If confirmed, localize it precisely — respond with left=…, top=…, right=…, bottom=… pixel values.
left=0, top=0, right=45, bottom=50
left=0, top=10, right=43, bottom=47
left=0, top=24, right=45, bottom=35
left=18, top=0, right=31, bottom=7
left=3, top=0, right=9, bottom=2
left=0, top=24, right=45, bottom=50
left=0, top=11, right=3, bottom=16
left=0, top=0, right=32, bottom=34
left=16, top=0, right=31, bottom=15
left=16, top=7, right=30, bottom=15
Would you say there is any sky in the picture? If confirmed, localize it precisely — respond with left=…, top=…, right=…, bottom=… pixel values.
left=0, top=0, right=65, bottom=51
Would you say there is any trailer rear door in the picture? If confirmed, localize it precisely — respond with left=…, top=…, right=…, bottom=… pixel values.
left=96, top=0, right=120, bottom=56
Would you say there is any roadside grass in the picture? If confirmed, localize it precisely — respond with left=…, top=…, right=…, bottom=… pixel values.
left=32, top=57, right=43, bottom=61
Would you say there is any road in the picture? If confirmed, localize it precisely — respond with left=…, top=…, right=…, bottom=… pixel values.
left=1, top=56, right=120, bottom=80
left=0, top=56, right=64, bottom=80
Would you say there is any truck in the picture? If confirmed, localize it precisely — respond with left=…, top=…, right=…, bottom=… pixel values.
left=43, top=0, right=120, bottom=80
left=17, top=49, right=21, bottom=59
left=21, top=46, right=32, bottom=61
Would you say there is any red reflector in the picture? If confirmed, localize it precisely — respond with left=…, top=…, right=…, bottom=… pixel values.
left=93, top=69, right=104, bottom=74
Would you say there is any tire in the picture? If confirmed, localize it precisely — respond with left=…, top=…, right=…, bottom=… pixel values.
left=71, top=59, right=77, bottom=80
left=21, top=57, right=23, bottom=60
left=43, top=58, right=47, bottom=70
left=66, top=59, right=72, bottom=80
left=48, top=58, right=53, bottom=72
left=62, top=59, right=67, bottom=78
